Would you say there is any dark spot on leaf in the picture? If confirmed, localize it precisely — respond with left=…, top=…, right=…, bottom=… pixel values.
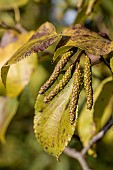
left=39, top=110, right=42, bottom=113
left=101, top=98, right=104, bottom=102
left=63, top=129, right=65, bottom=133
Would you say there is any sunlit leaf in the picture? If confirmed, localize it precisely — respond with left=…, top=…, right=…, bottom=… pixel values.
left=17, top=64, right=49, bottom=117
left=74, top=6, right=87, bottom=24
left=0, top=97, right=19, bottom=143
left=6, top=54, right=37, bottom=97
left=0, top=0, right=29, bottom=10
left=61, top=24, right=113, bottom=56
left=0, top=31, right=34, bottom=87
left=0, top=31, right=38, bottom=96
left=1, top=22, right=59, bottom=87
left=34, top=78, right=76, bottom=158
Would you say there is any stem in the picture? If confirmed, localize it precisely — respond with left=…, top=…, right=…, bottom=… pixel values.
left=81, top=118, right=113, bottom=156
left=64, top=147, right=92, bottom=170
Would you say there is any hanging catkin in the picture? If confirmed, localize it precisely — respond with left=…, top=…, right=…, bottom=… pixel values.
left=44, top=64, right=74, bottom=103
left=39, top=50, right=75, bottom=94
left=84, top=55, right=93, bottom=110
left=69, top=62, right=82, bottom=125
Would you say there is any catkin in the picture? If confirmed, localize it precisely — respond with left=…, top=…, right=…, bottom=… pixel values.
left=69, top=62, right=81, bottom=125
left=44, top=64, right=74, bottom=103
left=38, top=50, right=74, bottom=94
left=84, top=55, right=93, bottom=110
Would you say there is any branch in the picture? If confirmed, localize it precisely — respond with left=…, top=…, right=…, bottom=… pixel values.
left=64, top=118, right=113, bottom=170
left=64, top=147, right=92, bottom=170
left=81, top=118, right=113, bottom=156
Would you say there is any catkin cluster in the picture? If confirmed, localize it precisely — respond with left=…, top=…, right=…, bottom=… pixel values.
left=39, top=50, right=75, bottom=94
left=44, top=64, right=74, bottom=102
left=38, top=49, right=93, bottom=125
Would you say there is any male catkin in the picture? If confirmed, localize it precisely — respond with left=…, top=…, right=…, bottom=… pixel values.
left=39, top=50, right=74, bottom=94
left=44, top=64, right=74, bottom=103
left=69, top=62, right=81, bottom=125
left=84, top=55, right=93, bottom=110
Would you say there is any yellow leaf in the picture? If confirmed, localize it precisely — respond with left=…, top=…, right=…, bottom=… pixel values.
left=0, top=97, right=19, bottom=143
left=0, top=31, right=38, bottom=97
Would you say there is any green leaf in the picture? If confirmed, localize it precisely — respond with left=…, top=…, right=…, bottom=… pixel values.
left=6, top=54, right=37, bottom=97
left=1, top=22, right=59, bottom=87
left=1, top=66, right=9, bottom=88
left=110, top=57, right=113, bottom=73
left=93, top=77, right=113, bottom=130
left=0, top=0, right=29, bottom=10
left=34, top=78, right=76, bottom=159
left=61, top=24, right=113, bottom=56
left=74, top=6, right=87, bottom=24
left=0, top=97, right=19, bottom=143
left=78, top=100, right=96, bottom=147
left=53, top=46, right=73, bottom=62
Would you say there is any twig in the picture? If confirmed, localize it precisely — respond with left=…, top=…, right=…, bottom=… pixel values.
left=81, top=118, right=113, bottom=156
left=0, top=21, right=26, bottom=33
left=64, top=118, right=113, bottom=170
left=64, top=147, right=92, bottom=170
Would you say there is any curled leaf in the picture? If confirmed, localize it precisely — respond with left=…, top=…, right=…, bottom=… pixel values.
left=61, top=24, right=113, bottom=55
left=1, top=22, right=59, bottom=87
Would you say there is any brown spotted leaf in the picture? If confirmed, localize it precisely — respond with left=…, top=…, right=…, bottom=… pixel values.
left=34, top=77, right=77, bottom=159
left=61, top=24, right=113, bottom=56
left=1, top=22, right=59, bottom=87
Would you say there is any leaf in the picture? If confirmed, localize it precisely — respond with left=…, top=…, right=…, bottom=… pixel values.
left=0, top=97, right=19, bottom=143
left=34, top=78, right=76, bottom=158
left=6, top=54, right=37, bottom=97
left=0, top=31, right=34, bottom=87
left=93, top=77, right=113, bottom=130
left=1, top=22, right=59, bottom=87
left=1, top=66, right=10, bottom=88
left=78, top=77, right=113, bottom=147
left=53, top=46, right=73, bottom=62
left=17, top=64, right=49, bottom=117
left=78, top=101, right=96, bottom=147
left=61, top=24, right=113, bottom=56
left=110, top=57, right=113, bottom=73
left=0, top=0, right=29, bottom=10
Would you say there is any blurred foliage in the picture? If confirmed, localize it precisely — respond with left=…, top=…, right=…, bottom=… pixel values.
left=0, top=0, right=113, bottom=170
